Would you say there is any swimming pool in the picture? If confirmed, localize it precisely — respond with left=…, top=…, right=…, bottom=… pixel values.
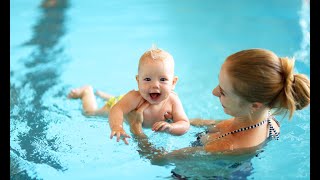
left=10, top=0, right=310, bottom=179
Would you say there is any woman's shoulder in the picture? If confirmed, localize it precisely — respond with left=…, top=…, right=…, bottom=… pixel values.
left=204, top=137, right=233, bottom=152
left=215, top=118, right=233, bottom=128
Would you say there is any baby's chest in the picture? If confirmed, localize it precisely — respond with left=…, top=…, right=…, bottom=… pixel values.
left=142, top=106, right=172, bottom=127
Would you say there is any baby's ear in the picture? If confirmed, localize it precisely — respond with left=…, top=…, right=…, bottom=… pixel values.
left=172, top=76, right=178, bottom=89
left=136, top=75, right=139, bottom=83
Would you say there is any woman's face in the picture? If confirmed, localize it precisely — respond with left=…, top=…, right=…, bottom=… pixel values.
left=212, top=63, right=250, bottom=117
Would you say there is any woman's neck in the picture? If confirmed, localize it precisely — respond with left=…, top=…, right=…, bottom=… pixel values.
left=232, top=108, right=270, bottom=127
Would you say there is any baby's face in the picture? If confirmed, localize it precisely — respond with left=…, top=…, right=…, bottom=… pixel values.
left=136, top=57, right=177, bottom=105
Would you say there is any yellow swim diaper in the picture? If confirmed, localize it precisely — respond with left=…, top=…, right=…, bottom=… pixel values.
left=105, top=95, right=124, bottom=108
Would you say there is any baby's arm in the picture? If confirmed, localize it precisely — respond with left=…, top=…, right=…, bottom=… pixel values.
left=164, top=95, right=190, bottom=135
left=109, top=90, right=142, bottom=144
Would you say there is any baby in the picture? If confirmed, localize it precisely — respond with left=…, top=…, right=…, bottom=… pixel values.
left=68, top=46, right=190, bottom=144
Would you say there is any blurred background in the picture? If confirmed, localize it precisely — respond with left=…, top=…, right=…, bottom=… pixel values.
left=10, top=0, right=310, bottom=179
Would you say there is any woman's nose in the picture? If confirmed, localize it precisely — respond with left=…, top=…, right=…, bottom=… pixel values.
left=212, top=86, right=220, bottom=97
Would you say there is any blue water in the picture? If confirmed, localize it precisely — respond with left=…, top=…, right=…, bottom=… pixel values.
left=10, top=0, right=310, bottom=179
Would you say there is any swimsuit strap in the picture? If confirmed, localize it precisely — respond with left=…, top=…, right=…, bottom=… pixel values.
left=214, top=119, right=268, bottom=140
left=267, top=118, right=280, bottom=140
left=267, top=111, right=280, bottom=140
left=206, top=111, right=280, bottom=143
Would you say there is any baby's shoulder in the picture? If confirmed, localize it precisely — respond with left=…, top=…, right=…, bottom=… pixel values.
left=168, top=91, right=181, bottom=101
left=124, top=90, right=143, bottom=101
left=126, top=89, right=140, bottom=96
left=123, top=90, right=144, bottom=107
left=169, top=91, right=179, bottom=97
left=166, top=91, right=183, bottom=107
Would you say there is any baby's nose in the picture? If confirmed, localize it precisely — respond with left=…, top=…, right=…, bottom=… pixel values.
left=152, top=81, right=160, bottom=88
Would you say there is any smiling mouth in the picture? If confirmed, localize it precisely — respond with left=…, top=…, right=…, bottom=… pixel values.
left=150, top=93, right=161, bottom=101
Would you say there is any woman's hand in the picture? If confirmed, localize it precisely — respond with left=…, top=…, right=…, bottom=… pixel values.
left=190, top=118, right=216, bottom=126
left=127, top=101, right=150, bottom=137
left=164, top=111, right=173, bottom=120
left=152, top=121, right=173, bottom=132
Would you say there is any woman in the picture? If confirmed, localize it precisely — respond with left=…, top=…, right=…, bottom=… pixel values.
left=128, top=48, right=310, bottom=164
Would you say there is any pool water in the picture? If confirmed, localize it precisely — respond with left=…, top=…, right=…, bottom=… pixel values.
left=10, top=0, right=310, bottom=179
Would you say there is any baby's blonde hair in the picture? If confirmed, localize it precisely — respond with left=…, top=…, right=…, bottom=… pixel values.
left=138, top=44, right=174, bottom=72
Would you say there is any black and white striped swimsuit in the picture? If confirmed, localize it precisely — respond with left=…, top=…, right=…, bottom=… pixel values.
left=191, top=115, right=280, bottom=147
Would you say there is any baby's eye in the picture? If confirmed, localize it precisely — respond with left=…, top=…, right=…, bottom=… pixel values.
left=144, top=78, right=151, bottom=81
left=160, top=78, right=168, bottom=81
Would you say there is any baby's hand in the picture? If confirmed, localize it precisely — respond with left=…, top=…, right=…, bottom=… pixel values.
left=110, top=126, right=131, bottom=145
left=152, top=121, right=172, bottom=132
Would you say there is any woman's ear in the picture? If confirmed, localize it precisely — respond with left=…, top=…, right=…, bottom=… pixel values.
left=251, top=102, right=264, bottom=111
left=172, top=76, right=178, bottom=90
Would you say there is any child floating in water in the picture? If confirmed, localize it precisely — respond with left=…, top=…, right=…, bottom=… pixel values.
left=68, top=45, right=190, bottom=144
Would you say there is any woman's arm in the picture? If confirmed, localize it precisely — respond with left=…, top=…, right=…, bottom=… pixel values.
left=128, top=103, right=203, bottom=164
left=133, top=133, right=207, bottom=165
left=129, top=107, right=255, bottom=165
left=126, top=100, right=150, bottom=138
left=190, top=118, right=218, bottom=126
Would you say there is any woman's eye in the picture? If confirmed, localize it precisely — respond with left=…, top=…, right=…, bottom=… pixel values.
left=144, top=78, right=151, bottom=81
left=219, top=88, right=225, bottom=96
